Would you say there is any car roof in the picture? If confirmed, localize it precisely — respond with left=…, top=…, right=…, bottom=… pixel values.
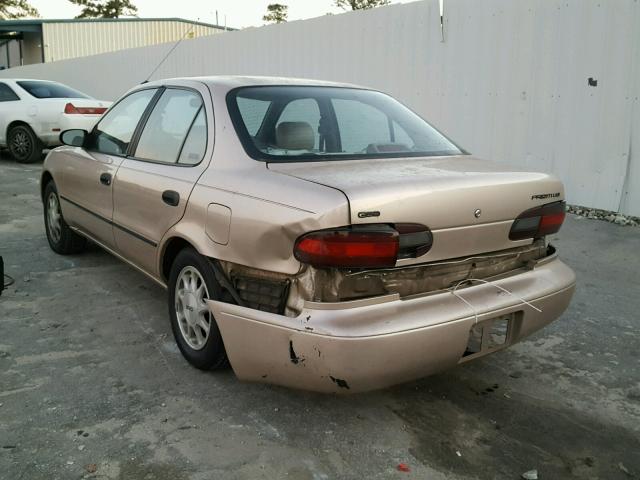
left=1, top=78, right=64, bottom=83
left=148, top=75, right=365, bottom=90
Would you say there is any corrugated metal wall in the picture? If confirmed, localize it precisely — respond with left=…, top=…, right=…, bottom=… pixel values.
left=2, top=0, right=638, bottom=215
left=42, top=20, right=224, bottom=62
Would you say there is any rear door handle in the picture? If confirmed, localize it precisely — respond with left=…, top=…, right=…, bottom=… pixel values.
left=99, top=173, right=112, bottom=186
left=162, top=190, right=180, bottom=207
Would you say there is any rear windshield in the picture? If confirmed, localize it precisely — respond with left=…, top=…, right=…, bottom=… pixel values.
left=227, top=86, right=464, bottom=162
left=17, top=80, right=89, bottom=99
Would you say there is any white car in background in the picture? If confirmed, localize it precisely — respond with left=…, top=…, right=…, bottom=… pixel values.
left=0, top=79, right=111, bottom=163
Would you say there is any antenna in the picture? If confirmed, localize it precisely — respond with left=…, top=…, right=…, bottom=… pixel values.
left=142, top=19, right=198, bottom=84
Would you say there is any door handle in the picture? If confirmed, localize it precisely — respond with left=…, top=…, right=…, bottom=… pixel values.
left=99, top=173, right=112, bottom=186
left=162, top=190, right=180, bottom=207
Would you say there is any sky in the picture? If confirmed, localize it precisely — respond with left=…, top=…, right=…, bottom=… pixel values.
left=27, top=0, right=405, bottom=29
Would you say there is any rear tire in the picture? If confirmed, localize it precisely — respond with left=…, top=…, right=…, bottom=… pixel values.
left=168, top=248, right=228, bottom=370
left=43, top=181, right=87, bottom=254
left=8, top=125, right=43, bottom=164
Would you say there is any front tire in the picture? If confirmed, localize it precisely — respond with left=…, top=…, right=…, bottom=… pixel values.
left=168, top=248, right=228, bottom=370
left=8, top=125, right=43, bottom=164
left=43, top=182, right=87, bottom=254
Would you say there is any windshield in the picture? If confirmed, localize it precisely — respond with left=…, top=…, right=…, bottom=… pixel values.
left=227, top=86, right=464, bottom=162
left=17, top=80, right=90, bottom=99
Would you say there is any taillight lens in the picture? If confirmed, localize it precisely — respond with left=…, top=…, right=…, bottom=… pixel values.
left=64, top=103, right=108, bottom=115
left=294, top=225, right=399, bottom=268
left=64, top=103, right=79, bottom=114
left=509, top=201, right=566, bottom=240
left=395, top=223, right=433, bottom=259
left=294, top=223, right=433, bottom=268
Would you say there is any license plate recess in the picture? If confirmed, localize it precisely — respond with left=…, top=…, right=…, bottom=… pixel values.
left=461, top=312, right=517, bottom=361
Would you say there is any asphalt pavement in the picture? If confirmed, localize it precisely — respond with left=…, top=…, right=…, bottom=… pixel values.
left=1, top=153, right=638, bottom=480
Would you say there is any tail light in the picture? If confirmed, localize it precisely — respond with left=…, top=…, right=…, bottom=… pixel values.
left=509, top=201, right=566, bottom=240
left=396, top=223, right=433, bottom=259
left=294, top=224, right=432, bottom=269
left=64, top=103, right=108, bottom=115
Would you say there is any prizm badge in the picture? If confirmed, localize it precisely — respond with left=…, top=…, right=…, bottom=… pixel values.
left=531, top=192, right=561, bottom=200
left=358, top=211, right=381, bottom=218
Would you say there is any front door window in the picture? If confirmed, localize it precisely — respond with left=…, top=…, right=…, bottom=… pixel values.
left=88, top=88, right=158, bottom=156
left=134, top=89, right=204, bottom=164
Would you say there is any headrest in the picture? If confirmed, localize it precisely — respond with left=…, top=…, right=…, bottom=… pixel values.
left=275, top=122, right=314, bottom=150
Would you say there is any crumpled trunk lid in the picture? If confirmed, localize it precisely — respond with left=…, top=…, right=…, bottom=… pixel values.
left=269, top=156, right=564, bottom=265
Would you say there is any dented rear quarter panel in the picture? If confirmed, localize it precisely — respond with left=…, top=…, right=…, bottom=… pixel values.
left=163, top=166, right=349, bottom=276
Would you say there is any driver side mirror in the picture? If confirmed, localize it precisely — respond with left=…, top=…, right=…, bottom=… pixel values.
left=60, top=129, right=87, bottom=147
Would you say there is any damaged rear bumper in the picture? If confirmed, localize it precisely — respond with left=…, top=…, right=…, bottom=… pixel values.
left=207, top=257, right=576, bottom=393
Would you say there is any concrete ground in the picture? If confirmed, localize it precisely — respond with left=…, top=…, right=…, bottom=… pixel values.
left=0, top=153, right=639, bottom=480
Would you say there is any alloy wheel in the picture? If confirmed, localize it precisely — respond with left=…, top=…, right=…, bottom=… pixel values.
left=10, top=130, right=32, bottom=160
left=175, top=266, right=212, bottom=350
left=46, top=192, right=62, bottom=244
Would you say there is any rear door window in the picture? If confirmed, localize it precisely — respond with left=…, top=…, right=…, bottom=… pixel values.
left=0, top=83, right=19, bottom=102
left=178, top=108, right=207, bottom=165
left=89, top=88, right=158, bottom=156
left=134, top=89, right=203, bottom=164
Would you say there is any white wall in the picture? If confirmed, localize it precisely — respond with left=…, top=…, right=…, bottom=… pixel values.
left=2, top=0, right=638, bottom=216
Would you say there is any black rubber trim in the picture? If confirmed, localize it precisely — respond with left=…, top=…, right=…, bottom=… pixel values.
left=60, top=195, right=157, bottom=247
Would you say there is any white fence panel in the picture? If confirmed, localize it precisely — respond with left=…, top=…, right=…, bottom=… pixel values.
left=1, top=0, right=638, bottom=215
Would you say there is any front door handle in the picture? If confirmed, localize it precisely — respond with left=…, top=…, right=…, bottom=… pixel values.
left=162, top=190, right=180, bottom=207
left=99, top=173, right=112, bottom=186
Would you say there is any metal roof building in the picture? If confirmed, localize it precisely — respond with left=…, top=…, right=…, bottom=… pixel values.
left=0, top=18, right=230, bottom=69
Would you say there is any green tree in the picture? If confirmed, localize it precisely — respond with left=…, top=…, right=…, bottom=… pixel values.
left=0, top=0, right=38, bottom=19
left=263, top=3, right=288, bottom=24
left=335, top=0, right=390, bottom=10
left=69, top=0, right=138, bottom=19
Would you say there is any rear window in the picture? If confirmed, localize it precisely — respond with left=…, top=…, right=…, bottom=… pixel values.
left=227, top=86, right=464, bottom=162
left=237, top=96, right=270, bottom=136
left=16, top=81, right=89, bottom=99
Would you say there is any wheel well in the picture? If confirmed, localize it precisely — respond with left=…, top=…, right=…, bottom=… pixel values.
left=6, top=120, right=34, bottom=140
left=41, top=171, right=54, bottom=202
left=161, top=237, right=194, bottom=282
